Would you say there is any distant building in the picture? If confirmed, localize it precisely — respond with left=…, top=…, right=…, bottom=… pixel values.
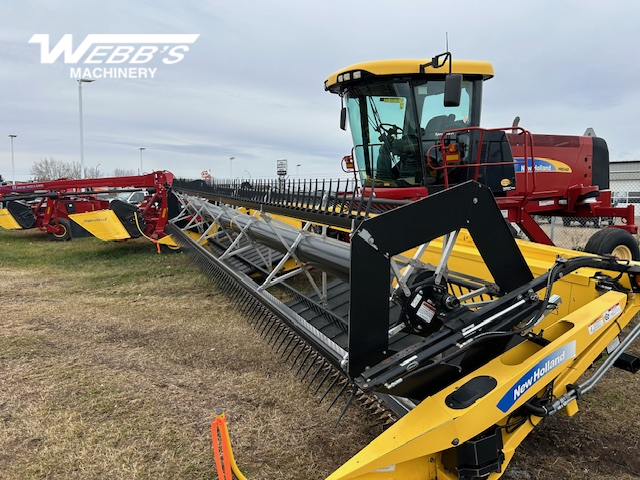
left=609, top=160, right=640, bottom=205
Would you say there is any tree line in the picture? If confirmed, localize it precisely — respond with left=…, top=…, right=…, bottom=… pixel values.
left=28, top=158, right=136, bottom=181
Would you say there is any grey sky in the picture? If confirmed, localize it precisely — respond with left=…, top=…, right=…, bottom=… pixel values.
left=2, top=0, right=640, bottom=182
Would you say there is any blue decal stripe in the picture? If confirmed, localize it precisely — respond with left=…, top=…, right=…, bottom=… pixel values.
left=497, top=341, right=576, bottom=413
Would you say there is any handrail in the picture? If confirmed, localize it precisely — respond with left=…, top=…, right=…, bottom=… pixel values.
left=425, top=126, right=536, bottom=191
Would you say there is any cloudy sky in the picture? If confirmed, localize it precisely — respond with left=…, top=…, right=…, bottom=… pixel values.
left=1, top=0, right=639, bottom=183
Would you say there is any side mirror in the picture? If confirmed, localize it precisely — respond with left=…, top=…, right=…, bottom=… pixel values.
left=444, top=74, right=462, bottom=107
left=340, top=107, right=347, bottom=131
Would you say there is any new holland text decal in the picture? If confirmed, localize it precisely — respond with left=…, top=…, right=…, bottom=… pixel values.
left=497, top=341, right=576, bottom=413
left=514, top=157, right=572, bottom=173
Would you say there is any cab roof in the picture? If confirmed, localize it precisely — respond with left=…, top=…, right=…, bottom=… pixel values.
left=324, top=59, right=494, bottom=93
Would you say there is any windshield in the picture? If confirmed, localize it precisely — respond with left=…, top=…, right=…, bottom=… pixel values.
left=345, top=79, right=474, bottom=187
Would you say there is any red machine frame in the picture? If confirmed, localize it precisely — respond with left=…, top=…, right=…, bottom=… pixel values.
left=0, top=171, right=174, bottom=241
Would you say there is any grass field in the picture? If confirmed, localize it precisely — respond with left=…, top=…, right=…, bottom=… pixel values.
left=1, top=229, right=639, bottom=479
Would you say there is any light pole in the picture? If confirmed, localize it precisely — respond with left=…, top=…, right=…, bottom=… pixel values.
left=8, top=134, right=16, bottom=184
left=78, top=78, right=95, bottom=179
left=229, top=156, right=235, bottom=178
left=243, top=169, right=251, bottom=180
left=296, top=163, right=301, bottom=176
left=139, top=147, right=146, bottom=175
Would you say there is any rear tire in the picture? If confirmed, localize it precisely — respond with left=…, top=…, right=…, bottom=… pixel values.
left=584, top=228, right=640, bottom=261
left=48, top=218, right=72, bottom=242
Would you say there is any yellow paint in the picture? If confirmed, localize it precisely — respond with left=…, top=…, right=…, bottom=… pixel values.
left=327, top=289, right=639, bottom=480
left=68, top=210, right=131, bottom=241
left=325, top=59, right=494, bottom=90
left=0, top=208, right=22, bottom=229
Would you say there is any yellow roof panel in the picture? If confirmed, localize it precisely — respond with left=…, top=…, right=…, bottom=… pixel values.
left=325, top=58, right=494, bottom=91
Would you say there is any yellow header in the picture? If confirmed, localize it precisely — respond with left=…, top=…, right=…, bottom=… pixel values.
left=324, top=58, right=494, bottom=92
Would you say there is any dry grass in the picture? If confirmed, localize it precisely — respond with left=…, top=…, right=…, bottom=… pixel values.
left=0, top=230, right=378, bottom=480
left=1, top=228, right=639, bottom=480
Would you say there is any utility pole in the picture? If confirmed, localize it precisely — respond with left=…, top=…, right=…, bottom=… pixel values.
left=8, top=134, right=17, bottom=184
left=78, top=78, right=96, bottom=178
left=139, top=147, right=146, bottom=174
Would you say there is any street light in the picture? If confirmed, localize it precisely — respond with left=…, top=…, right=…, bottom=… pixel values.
left=139, top=147, right=146, bottom=175
left=77, top=78, right=95, bottom=179
left=296, top=163, right=301, bottom=176
left=243, top=169, right=251, bottom=180
left=8, top=134, right=16, bottom=184
left=229, top=156, right=235, bottom=178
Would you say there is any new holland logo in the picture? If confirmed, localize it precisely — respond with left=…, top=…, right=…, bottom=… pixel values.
left=496, top=341, right=576, bottom=413
left=29, top=34, right=200, bottom=79
left=514, top=157, right=572, bottom=173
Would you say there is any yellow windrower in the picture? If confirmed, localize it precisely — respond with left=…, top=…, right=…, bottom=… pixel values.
left=211, top=409, right=248, bottom=480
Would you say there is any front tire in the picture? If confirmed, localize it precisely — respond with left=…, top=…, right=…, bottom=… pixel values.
left=584, top=228, right=640, bottom=261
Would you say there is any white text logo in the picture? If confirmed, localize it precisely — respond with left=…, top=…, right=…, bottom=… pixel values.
left=29, top=34, right=200, bottom=79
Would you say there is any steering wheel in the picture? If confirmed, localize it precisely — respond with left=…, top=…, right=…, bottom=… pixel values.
left=379, top=123, right=404, bottom=137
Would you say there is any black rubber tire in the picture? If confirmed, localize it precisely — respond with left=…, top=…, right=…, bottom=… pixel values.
left=584, top=228, right=640, bottom=261
left=159, top=243, right=182, bottom=254
left=48, top=218, right=72, bottom=242
left=562, top=217, right=571, bottom=227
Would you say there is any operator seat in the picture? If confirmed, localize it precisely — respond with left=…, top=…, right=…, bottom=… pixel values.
left=423, top=114, right=456, bottom=140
